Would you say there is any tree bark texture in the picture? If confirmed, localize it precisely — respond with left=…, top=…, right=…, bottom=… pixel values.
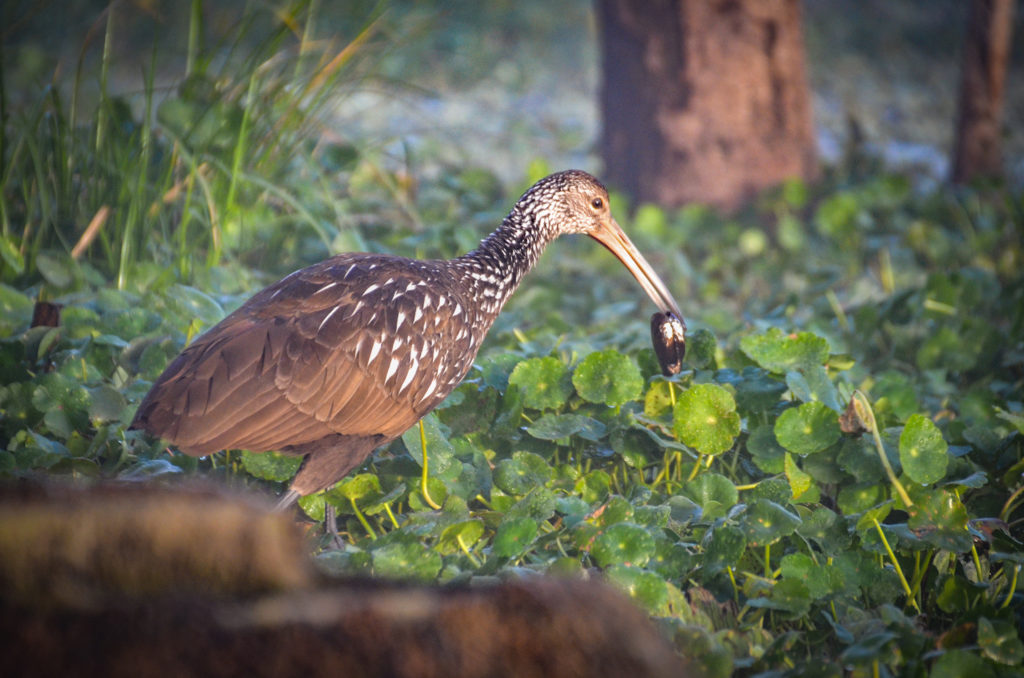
left=598, top=0, right=819, bottom=212
left=951, top=0, right=1016, bottom=183
left=0, top=483, right=691, bottom=678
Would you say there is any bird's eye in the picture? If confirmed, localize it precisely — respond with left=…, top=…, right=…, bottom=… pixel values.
left=591, top=197, right=604, bottom=210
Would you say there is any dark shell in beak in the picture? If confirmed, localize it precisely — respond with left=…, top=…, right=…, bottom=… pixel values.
left=651, top=311, right=687, bottom=376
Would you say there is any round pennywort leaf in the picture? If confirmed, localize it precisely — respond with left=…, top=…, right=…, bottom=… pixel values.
left=673, top=383, right=741, bottom=455
left=899, top=414, right=948, bottom=485
left=573, top=349, right=643, bottom=407
left=492, top=516, right=538, bottom=558
left=241, top=450, right=303, bottom=482
left=508, top=356, right=573, bottom=410
left=739, top=327, right=829, bottom=373
left=774, top=402, right=841, bottom=456
left=591, top=522, right=656, bottom=568
left=371, top=539, right=442, bottom=581
left=493, top=451, right=553, bottom=496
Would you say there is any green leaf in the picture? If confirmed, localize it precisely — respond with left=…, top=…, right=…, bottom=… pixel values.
left=738, top=499, right=802, bottom=545
left=764, top=578, right=811, bottom=616
left=671, top=625, right=734, bottom=678
left=597, top=495, right=633, bottom=525
left=525, top=413, right=606, bottom=441
left=786, top=365, right=841, bottom=412
left=739, top=327, right=830, bottom=374
left=644, top=380, right=674, bottom=419
left=371, top=539, right=442, bottom=581
left=493, top=451, right=553, bottom=495
left=797, top=507, right=851, bottom=555
left=505, top=486, right=557, bottom=522
left=774, top=402, right=841, bottom=456
left=651, top=541, right=694, bottom=579
left=930, top=650, right=994, bottom=678
left=683, top=473, right=738, bottom=521
left=906, top=485, right=971, bottom=552
left=673, top=383, right=741, bottom=455
left=575, top=470, right=612, bottom=503
left=916, top=326, right=978, bottom=372
left=0, top=235, right=24, bottom=274
left=784, top=453, right=815, bottom=501
left=872, top=370, right=920, bottom=422
left=329, top=473, right=383, bottom=502
left=815, top=192, right=860, bottom=242
left=605, top=565, right=668, bottom=613
left=297, top=493, right=326, bottom=522
left=87, top=385, right=127, bottom=422
left=899, top=414, right=948, bottom=485
left=731, top=367, right=787, bottom=412
left=978, top=617, right=1024, bottom=666
left=780, top=553, right=829, bottom=599
left=837, top=437, right=888, bottom=482
left=36, top=252, right=73, bottom=288
left=168, top=284, right=225, bottom=326
left=837, top=482, right=887, bottom=515
left=240, top=450, right=303, bottom=482
left=702, top=524, right=746, bottom=576
left=747, top=424, right=786, bottom=473
left=572, top=349, right=643, bottom=407
left=839, top=632, right=897, bottom=665
left=363, top=483, right=407, bottom=516
left=507, top=356, right=572, bottom=410
left=685, top=328, right=718, bottom=369
left=492, top=516, right=538, bottom=558
left=996, top=408, right=1024, bottom=435
left=436, top=519, right=485, bottom=555
left=749, top=476, right=792, bottom=504
left=667, top=495, right=702, bottom=525
left=591, top=523, right=656, bottom=567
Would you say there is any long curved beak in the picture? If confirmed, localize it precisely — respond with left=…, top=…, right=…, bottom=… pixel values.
left=589, top=218, right=683, bottom=319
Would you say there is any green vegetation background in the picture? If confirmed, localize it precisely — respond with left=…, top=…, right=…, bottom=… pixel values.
left=2, top=2, right=1023, bottom=676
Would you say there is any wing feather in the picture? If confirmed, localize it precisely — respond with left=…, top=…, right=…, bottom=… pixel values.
left=133, top=253, right=490, bottom=456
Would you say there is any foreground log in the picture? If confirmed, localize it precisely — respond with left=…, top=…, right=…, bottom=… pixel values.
left=0, top=483, right=688, bottom=678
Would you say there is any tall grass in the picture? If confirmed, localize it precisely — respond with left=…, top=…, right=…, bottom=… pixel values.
left=0, top=0, right=384, bottom=296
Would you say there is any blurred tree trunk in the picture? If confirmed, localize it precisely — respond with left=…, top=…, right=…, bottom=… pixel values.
left=597, top=0, right=819, bottom=213
left=951, top=0, right=1015, bottom=183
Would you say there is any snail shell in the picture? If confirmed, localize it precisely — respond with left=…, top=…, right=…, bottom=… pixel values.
left=650, top=311, right=687, bottom=376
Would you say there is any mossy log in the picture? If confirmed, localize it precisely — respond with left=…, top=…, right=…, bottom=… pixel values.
left=0, top=483, right=688, bottom=678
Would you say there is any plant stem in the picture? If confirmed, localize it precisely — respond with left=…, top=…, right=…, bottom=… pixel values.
left=457, top=534, right=482, bottom=567
left=726, top=565, right=739, bottom=603
left=687, top=453, right=704, bottom=482
left=872, top=516, right=920, bottom=613
left=349, top=496, right=376, bottom=539
left=383, top=503, right=399, bottom=529
left=1000, top=565, right=1019, bottom=609
left=853, top=390, right=913, bottom=507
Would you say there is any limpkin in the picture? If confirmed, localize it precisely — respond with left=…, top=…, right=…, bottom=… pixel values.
left=132, top=170, right=684, bottom=509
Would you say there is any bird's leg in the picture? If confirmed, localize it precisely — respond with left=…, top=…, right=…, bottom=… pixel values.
left=419, top=419, right=442, bottom=510
left=324, top=502, right=342, bottom=545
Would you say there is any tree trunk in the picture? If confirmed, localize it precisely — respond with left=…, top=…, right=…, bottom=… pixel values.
left=598, top=0, right=819, bottom=212
left=951, top=0, right=1016, bottom=184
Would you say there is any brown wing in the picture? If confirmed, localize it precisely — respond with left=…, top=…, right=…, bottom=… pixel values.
left=132, top=254, right=482, bottom=456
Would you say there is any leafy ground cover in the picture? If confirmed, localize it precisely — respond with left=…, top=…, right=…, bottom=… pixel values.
left=2, top=2, right=1024, bottom=676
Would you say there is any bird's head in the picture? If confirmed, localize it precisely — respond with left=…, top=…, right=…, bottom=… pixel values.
left=518, top=170, right=683, bottom=318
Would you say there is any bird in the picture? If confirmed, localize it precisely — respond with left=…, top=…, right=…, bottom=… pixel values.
left=131, top=170, right=683, bottom=510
